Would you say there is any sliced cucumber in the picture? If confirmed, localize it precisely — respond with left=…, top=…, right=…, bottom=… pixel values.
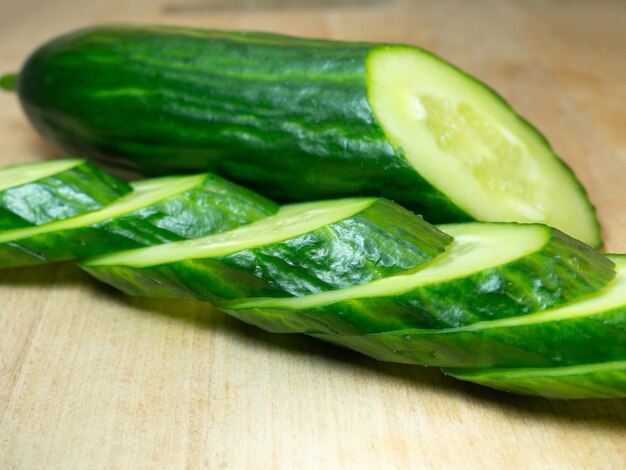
left=0, top=173, right=277, bottom=268
left=81, top=198, right=452, bottom=299
left=313, top=255, right=626, bottom=368
left=444, top=361, right=626, bottom=399
left=220, top=223, right=614, bottom=335
left=0, top=158, right=130, bottom=229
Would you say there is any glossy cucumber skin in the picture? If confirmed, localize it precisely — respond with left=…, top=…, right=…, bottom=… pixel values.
left=313, top=308, right=626, bottom=368
left=220, top=227, right=615, bottom=335
left=0, top=173, right=277, bottom=268
left=82, top=199, right=453, bottom=300
left=443, top=363, right=626, bottom=399
left=17, top=26, right=476, bottom=223
left=0, top=160, right=131, bottom=229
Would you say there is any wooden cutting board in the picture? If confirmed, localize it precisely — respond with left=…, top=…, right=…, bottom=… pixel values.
left=1, top=1, right=624, bottom=468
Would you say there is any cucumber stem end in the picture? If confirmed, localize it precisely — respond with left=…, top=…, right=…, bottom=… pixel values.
left=0, top=73, right=18, bottom=92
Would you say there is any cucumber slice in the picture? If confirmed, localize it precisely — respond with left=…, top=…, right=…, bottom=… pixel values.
left=444, top=361, right=626, bottom=399
left=81, top=198, right=452, bottom=299
left=313, top=255, right=626, bottom=368
left=0, top=173, right=277, bottom=268
left=0, top=158, right=130, bottom=229
left=220, top=223, right=614, bottom=335
left=368, top=48, right=600, bottom=246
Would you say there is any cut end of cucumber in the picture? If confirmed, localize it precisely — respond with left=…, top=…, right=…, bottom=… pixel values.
left=367, top=46, right=600, bottom=247
left=225, top=222, right=550, bottom=310
left=0, top=173, right=207, bottom=244
left=83, top=197, right=377, bottom=267
left=0, top=158, right=84, bottom=192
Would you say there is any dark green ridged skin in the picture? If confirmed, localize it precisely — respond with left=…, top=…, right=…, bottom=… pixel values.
left=82, top=198, right=453, bottom=301
left=312, top=255, right=626, bottom=368
left=314, top=308, right=626, bottom=368
left=0, top=160, right=131, bottom=230
left=0, top=173, right=277, bottom=268
left=16, top=26, right=470, bottom=223
left=444, top=362, right=626, bottom=399
left=220, top=225, right=615, bottom=335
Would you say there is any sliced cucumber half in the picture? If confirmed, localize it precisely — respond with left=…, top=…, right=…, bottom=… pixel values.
left=221, top=223, right=614, bottom=334
left=0, top=174, right=205, bottom=244
left=87, top=198, right=377, bottom=266
left=313, top=255, right=626, bottom=368
left=0, top=172, right=277, bottom=268
left=0, top=158, right=131, bottom=229
left=82, top=198, right=452, bottom=299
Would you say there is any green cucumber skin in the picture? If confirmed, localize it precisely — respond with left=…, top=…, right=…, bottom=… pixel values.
left=443, top=363, right=626, bottom=399
left=312, top=308, right=626, bottom=368
left=0, top=173, right=277, bottom=268
left=82, top=199, right=453, bottom=301
left=221, top=227, right=615, bottom=335
left=17, top=26, right=485, bottom=224
left=0, top=161, right=131, bottom=230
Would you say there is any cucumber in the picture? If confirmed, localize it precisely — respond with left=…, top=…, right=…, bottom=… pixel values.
left=218, top=223, right=614, bottom=335
left=0, top=158, right=130, bottom=229
left=81, top=198, right=452, bottom=299
left=7, top=26, right=601, bottom=246
left=313, top=255, right=626, bottom=368
left=0, top=172, right=277, bottom=268
left=83, top=223, right=615, bottom=335
left=444, top=361, right=626, bottom=399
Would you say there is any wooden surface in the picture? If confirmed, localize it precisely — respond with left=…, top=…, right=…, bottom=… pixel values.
left=1, top=0, right=625, bottom=468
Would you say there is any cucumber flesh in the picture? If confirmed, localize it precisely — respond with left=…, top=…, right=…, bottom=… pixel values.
left=0, top=159, right=131, bottom=229
left=444, top=361, right=626, bottom=399
left=0, top=173, right=277, bottom=268
left=219, top=223, right=614, bottom=334
left=82, top=198, right=452, bottom=299
left=368, top=48, right=600, bottom=246
left=0, top=159, right=84, bottom=191
left=313, top=255, right=626, bottom=368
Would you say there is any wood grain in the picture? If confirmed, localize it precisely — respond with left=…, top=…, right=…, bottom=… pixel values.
left=0, top=1, right=625, bottom=468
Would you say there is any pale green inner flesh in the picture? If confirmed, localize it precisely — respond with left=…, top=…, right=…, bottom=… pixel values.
left=226, top=223, right=547, bottom=310
left=367, top=47, right=598, bottom=246
left=430, top=256, right=626, bottom=334
left=0, top=158, right=82, bottom=192
left=0, top=174, right=206, bottom=243
left=84, top=198, right=375, bottom=267
left=451, top=360, right=626, bottom=379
